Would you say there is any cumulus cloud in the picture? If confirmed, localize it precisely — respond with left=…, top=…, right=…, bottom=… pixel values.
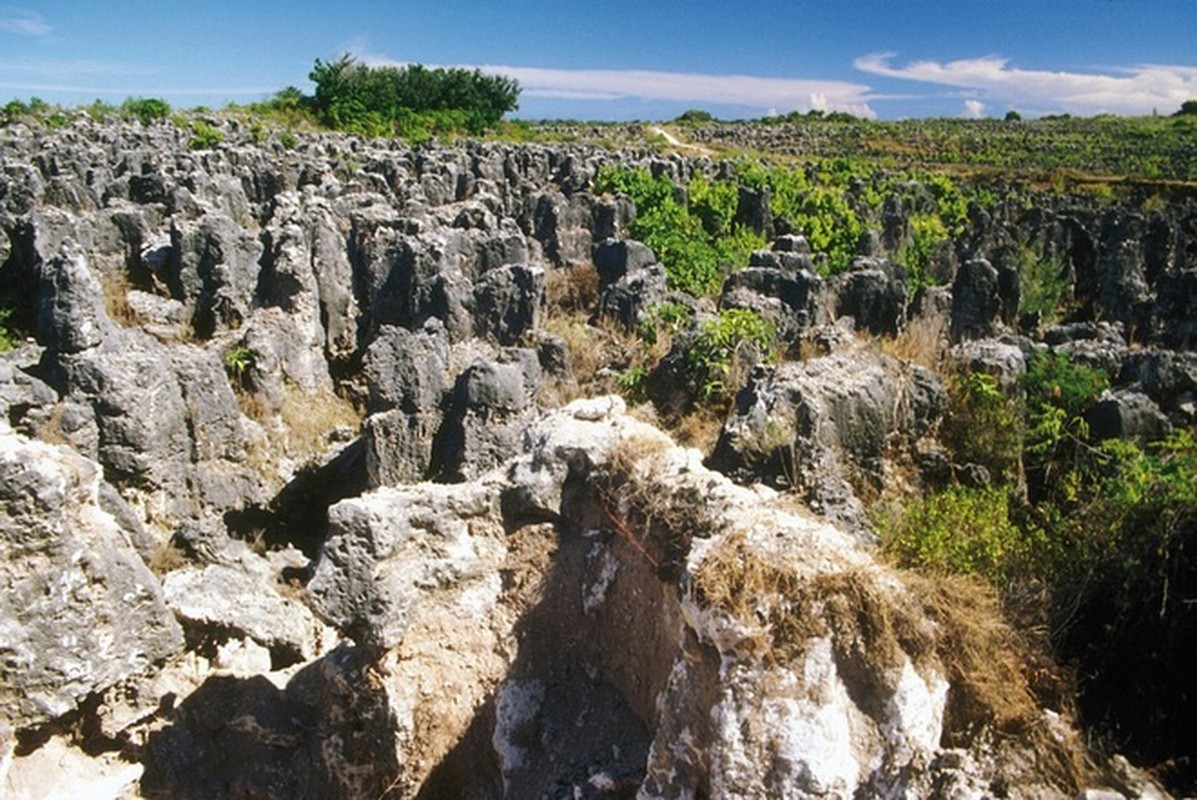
left=358, top=54, right=878, bottom=118
left=962, top=99, right=986, bottom=118
left=855, top=52, right=1197, bottom=115
left=0, top=7, right=50, bottom=37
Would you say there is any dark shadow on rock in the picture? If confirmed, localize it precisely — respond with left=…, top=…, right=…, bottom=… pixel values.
left=224, top=438, right=366, bottom=559
left=140, top=643, right=399, bottom=800
left=418, top=472, right=685, bottom=798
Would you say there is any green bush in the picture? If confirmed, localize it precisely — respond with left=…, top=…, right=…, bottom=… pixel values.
left=1021, top=351, right=1109, bottom=492
left=902, top=213, right=950, bottom=290
left=1017, top=245, right=1068, bottom=324
left=308, top=56, right=519, bottom=136
left=687, top=308, right=776, bottom=400
left=121, top=97, right=171, bottom=124
left=878, top=486, right=1032, bottom=584
left=942, top=369, right=1025, bottom=483
left=592, top=165, right=758, bottom=297
left=0, top=307, right=19, bottom=352
left=188, top=121, right=225, bottom=150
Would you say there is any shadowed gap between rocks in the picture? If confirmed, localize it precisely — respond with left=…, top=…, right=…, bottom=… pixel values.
left=418, top=470, right=691, bottom=798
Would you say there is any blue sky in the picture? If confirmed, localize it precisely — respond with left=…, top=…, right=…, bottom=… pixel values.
left=1, top=1, right=1194, bottom=120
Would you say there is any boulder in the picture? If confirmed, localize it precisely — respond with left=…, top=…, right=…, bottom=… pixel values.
left=162, top=560, right=334, bottom=666
left=362, top=322, right=450, bottom=415
left=598, top=263, right=669, bottom=329
left=1085, top=389, right=1172, bottom=447
left=431, top=350, right=542, bottom=482
left=308, top=480, right=503, bottom=649
left=592, top=237, right=657, bottom=289
left=0, top=425, right=184, bottom=729
left=720, top=267, right=821, bottom=341
left=951, top=258, right=1003, bottom=342
left=473, top=264, right=545, bottom=345
left=710, top=350, right=946, bottom=537
left=832, top=265, right=907, bottom=336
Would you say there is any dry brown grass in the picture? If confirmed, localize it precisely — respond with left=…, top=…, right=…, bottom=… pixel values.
left=670, top=406, right=727, bottom=453
left=101, top=268, right=140, bottom=327
left=544, top=263, right=599, bottom=318
left=600, top=432, right=712, bottom=577
left=147, top=538, right=190, bottom=575
left=878, top=313, right=948, bottom=372
left=691, top=530, right=1087, bottom=790
left=278, top=383, right=362, bottom=457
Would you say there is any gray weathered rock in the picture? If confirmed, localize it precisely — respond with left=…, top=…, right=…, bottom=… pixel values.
left=363, top=322, right=450, bottom=414
left=169, top=212, right=263, bottom=337
left=832, top=264, right=907, bottom=336
left=432, top=351, right=542, bottom=482
left=720, top=266, right=821, bottom=340
left=473, top=264, right=545, bottom=345
left=308, top=479, right=502, bottom=649
left=598, top=262, right=669, bottom=328
left=592, top=237, right=657, bottom=289
left=0, top=424, right=183, bottom=729
left=36, top=239, right=115, bottom=354
left=163, top=560, right=332, bottom=665
left=1086, top=389, right=1172, bottom=447
left=710, top=349, right=946, bottom=536
left=951, top=258, right=1003, bottom=341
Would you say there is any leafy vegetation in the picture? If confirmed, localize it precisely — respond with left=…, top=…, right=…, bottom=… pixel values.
left=121, top=97, right=172, bottom=124
left=879, top=345, right=1195, bottom=779
left=593, top=165, right=765, bottom=295
left=687, top=308, right=776, bottom=401
left=878, top=486, right=1031, bottom=583
left=0, top=306, right=20, bottom=352
left=307, top=55, right=519, bottom=138
left=687, top=114, right=1197, bottom=181
left=187, top=120, right=225, bottom=150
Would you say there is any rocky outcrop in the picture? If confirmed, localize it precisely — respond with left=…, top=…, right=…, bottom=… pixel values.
left=2, top=116, right=1190, bottom=798
left=710, top=348, right=947, bottom=536
left=0, top=423, right=184, bottom=730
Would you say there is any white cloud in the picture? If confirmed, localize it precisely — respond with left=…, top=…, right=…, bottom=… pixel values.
left=357, top=54, right=877, bottom=118
left=0, top=59, right=153, bottom=78
left=962, top=99, right=986, bottom=118
left=855, top=52, right=1197, bottom=115
left=0, top=7, right=50, bottom=37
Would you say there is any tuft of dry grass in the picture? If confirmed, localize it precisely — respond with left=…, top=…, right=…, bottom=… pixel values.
left=100, top=268, right=142, bottom=328
left=278, top=383, right=362, bottom=458
left=147, top=538, right=190, bottom=575
left=544, top=263, right=599, bottom=318
left=878, top=313, right=948, bottom=372
left=691, top=529, right=1087, bottom=790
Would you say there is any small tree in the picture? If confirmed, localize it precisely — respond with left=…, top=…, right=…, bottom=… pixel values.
left=1175, top=99, right=1197, bottom=117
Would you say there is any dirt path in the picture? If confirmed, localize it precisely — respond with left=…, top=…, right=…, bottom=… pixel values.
left=646, top=125, right=714, bottom=157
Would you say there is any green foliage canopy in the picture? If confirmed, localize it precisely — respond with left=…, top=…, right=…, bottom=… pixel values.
left=308, top=56, right=520, bottom=137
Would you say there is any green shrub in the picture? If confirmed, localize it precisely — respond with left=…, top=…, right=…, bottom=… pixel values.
left=687, top=308, right=776, bottom=400
left=592, top=165, right=743, bottom=297
left=121, top=97, right=171, bottom=124
left=188, top=121, right=225, bottom=150
left=1021, top=352, right=1109, bottom=491
left=308, top=56, right=519, bottom=135
left=902, top=213, right=950, bottom=290
left=878, top=486, right=1032, bottom=583
left=675, top=108, right=714, bottom=124
left=1017, top=245, right=1068, bottom=324
left=942, top=369, right=1025, bottom=483
left=0, top=307, right=19, bottom=352
left=222, top=345, right=254, bottom=388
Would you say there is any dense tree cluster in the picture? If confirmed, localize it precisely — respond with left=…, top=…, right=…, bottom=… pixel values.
left=307, top=56, right=520, bottom=137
